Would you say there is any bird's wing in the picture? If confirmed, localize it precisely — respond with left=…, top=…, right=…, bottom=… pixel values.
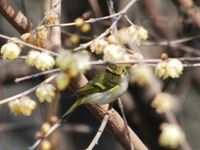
left=76, top=71, right=117, bottom=97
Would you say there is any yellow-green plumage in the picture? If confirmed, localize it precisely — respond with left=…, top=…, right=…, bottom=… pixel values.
left=28, top=66, right=129, bottom=150
left=62, top=66, right=129, bottom=120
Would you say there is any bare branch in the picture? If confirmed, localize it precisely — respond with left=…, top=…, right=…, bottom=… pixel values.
left=0, top=0, right=33, bottom=34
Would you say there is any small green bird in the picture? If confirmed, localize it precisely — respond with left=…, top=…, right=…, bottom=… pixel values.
left=28, top=65, right=129, bottom=150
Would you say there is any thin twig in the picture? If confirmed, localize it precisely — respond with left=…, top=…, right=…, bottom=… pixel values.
left=0, top=74, right=57, bottom=105
left=0, top=34, right=58, bottom=56
left=73, top=0, right=138, bottom=52
left=118, top=98, right=134, bottom=150
left=85, top=115, right=110, bottom=150
left=142, top=35, right=200, bottom=46
left=34, top=0, right=62, bottom=30
left=15, top=68, right=60, bottom=83
left=46, top=13, right=119, bottom=27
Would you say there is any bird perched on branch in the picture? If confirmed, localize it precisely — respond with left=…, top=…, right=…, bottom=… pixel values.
left=28, top=65, right=129, bottom=150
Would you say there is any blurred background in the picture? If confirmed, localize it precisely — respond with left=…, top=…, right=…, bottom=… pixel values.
left=1, top=0, right=200, bottom=150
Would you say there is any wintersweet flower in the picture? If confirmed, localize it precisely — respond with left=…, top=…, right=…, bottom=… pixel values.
left=90, top=38, right=108, bottom=54
left=151, top=92, right=174, bottom=113
left=116, top=25, right=148, bottom=46
left=34, top=52, right=55, bottom=71
left=155, top=58, right=183, bottom=79
left=21, top=26, right=48, bottom=47
left=56, top=72, right=70, bottom=90
left=1, top=42, right=21, bottom=60
left=36, top=84, right=56, bottom=103
left=25, top=50, right=41, bottom=66
left=159, top=123, right=185, bottom=148
left=129, top=65, right=152, bottom=86
left=56, top=51, right=91, bottom=77
left=45, top=12, right=58, bottom=25
left=72, top=53, right=91, bottom=73
left=8, top=96, right=36, bottom=116
left=103, top=44, right=130, bottom=61
left=56, top=50, right=73, bottom=70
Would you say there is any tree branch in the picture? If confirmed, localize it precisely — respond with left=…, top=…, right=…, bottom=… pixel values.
left=0, top=0, right=33, bottom=34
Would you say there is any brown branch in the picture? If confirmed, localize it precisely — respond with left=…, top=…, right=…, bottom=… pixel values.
left=0, top=0, right=33, bottom=34
left=0, top=0, right=148, bottom=149
left=69, top=74, right=148, bottom=150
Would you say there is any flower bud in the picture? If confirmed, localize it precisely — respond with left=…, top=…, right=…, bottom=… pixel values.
left=81, top=23, right=91, bottom=33
left=41, top=140, right=51, bottom=150
left=41, top=123, right=51, bottom=134
left=74, top=17, right=84, bottom=27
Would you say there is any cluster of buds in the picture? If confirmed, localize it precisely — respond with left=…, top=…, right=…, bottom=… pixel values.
left=21, top=26, right=48, bottom=47
left=56, top=50, right=91, bottom=90
left=36, top=84, right=56, bottom=103
left=8, top=96, right=36, bottom=116
left=26, top=50, right=55, bottom=71
left=1, top=39, right=22, bottom=60
left=35, top=116, right=58, bottom=150
left=115, top=25, right=148, bottom=46
left=155, top=57, right=183, bottom=79
left=151, top=92, right=174, bottom=114
left=159, top=123, right=185, bottom=148
left=74, top=17, right=91, bottom=33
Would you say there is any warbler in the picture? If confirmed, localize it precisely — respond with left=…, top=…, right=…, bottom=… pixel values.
left=28, top=65, right=129, bottom=150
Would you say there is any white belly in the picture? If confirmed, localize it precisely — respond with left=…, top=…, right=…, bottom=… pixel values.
left=81, top=81, right=128, bottom=105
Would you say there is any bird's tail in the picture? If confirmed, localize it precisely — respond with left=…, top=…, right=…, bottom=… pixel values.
left=61, top=99, right=83, bottom=120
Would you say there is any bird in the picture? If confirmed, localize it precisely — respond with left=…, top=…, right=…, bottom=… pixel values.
left=28, top=65, right=129, bottom=150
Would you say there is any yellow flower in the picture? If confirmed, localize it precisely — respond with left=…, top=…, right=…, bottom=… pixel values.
left=56, top=51, right=91, bottom=77
left=56, top=72, right=70, bottom=90
left=56, top=50, right=73, bottom=70
left=34, top=52, right=55, bottom=71
left=116, top=25, right=148, bottom=46
left=72, top=53, right=91, bottom=73
left=21, top=26, right=48, bottom=47
left=25, top=50, right=41, bottom=66
left=155, top=59, right=183, bottom=79
left=8, top=96, right=36, bottom=116
left=45, top=12, right=58, bottom=25
left=129, top=65, right=152, bottom=86
left=103, top=44, right=130, bottom=61
left=151, top=92, right=174, bottom=114
left=159, top=123, right=185, bottom=148
left=107, top=35, right=119, bottom=45
left=36, top=84, right=56, bottom=103
left=1, top=42, right=21, bottom=60
left=90, top=39, right=108, bottom=54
